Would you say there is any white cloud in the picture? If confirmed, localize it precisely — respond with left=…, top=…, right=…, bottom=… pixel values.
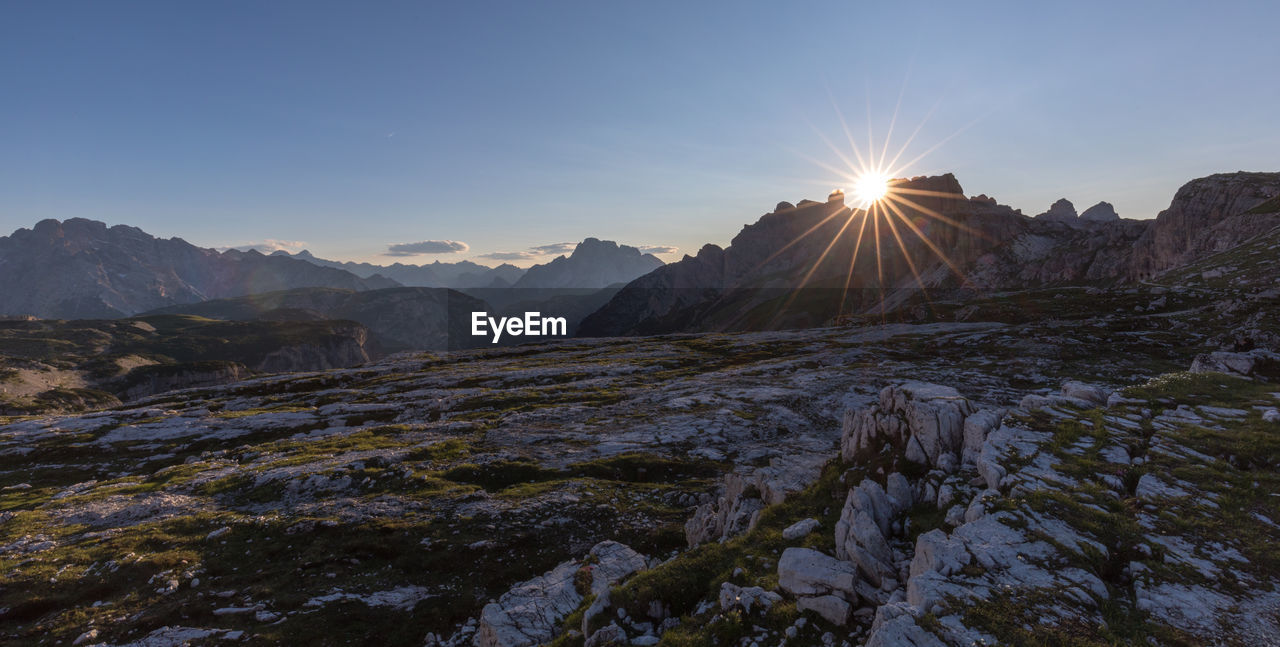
left=639, top=245, right=678, bottom=255
left=222, top=239, right=308, bottom=254
left=529, top=242, right=577, bottom=255
left=477, top=250, right=539, bottom=261
left=385, top=240, right=470, bottom=256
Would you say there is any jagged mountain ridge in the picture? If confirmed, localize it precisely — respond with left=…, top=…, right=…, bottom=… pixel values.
left=510, top=238, right=664, bottom=290
left=580, top=171, right=1280, bottom=336
left=272, top=250, right=527, bottom=289
left=274, top=237, right=664, bottom=291
left=0, top=218, right=399, bottom=319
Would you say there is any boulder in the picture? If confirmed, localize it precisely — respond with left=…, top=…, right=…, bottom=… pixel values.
left=961, top=409, right=1002, bottom=466
left=718, top=582, right=781, bottom=614
left=1060, top=381, right=1110, bottom=407
left=797, top=594, right=851, bottom=625
left=777, top=547, right=857, bottom=598
left=909, top=530, right=971, bottom=579
left=584, top=623, right=627, bottom=647
left=782, top=518, right=820, bottom=540
left=1190, top=350, right=1278, bottom=378
left=885, top=473, right=913, bottom=509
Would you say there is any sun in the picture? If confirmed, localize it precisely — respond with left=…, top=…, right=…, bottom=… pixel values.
left=852, top=172, right=890, bottom=207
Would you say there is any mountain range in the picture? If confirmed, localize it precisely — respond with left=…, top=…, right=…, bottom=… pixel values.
left=0, top=223, right=666, bottom=322
left=0, top=218, right=398, bottom=319
left=270, top=250, right=527, bottom=289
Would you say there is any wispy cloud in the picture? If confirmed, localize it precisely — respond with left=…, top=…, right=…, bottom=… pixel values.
left=529, top=242, right=577, bottom=255
left=639, top=245, right=678, bottom=255
left=385, top=240, right=470, bottom=256
left=477, top=250, right=539, bottom=261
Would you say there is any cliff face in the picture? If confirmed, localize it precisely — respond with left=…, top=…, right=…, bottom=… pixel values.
left=0, top=218, right=398, bottom=319
left=1129, top=172, right=1280, bottom=280
left=256, top=323, right=371, bottom=373
left=117, top=362, right=250, bottom=401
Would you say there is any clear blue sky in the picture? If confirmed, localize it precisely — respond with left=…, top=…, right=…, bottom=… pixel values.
left=2, top=1, right=1277, bottom=266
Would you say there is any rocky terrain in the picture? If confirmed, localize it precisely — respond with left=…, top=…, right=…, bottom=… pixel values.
left=1, top=237, right=1277, bottom=645
left=1, top=171, right=1278, bottom=646
left=0, top=315, right=374, bottom=415
left=0, top=219, right=398, bottom=319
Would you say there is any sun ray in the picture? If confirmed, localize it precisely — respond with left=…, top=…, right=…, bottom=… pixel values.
left=827, top=90, right=870, bottom=172
left=879, top=72, right=910, bottom=173
left=880, top=206, right=935, bottom=315
left=891, top=187, right=967, bottom=200
left=837, top=209, right=872, bottom=316
left=888, top=113, right=985, bottom=178
left=739, top=205, right=850, bottom=288
left=883, top=192, right=988, bottom=240
left=879, top=196, right=971, bottom=286
left=768, top=209, right=862, bottom=327
left=865, top=87, right=877, bottom=171
left=881, top=97, right=941, bottom=175
left=872, top=205, right=885, bottom=320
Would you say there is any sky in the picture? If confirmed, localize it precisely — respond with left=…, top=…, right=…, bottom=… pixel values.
left=2, top=1, right=1278, bottom=267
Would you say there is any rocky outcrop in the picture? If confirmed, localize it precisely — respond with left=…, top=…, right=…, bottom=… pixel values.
left=255, top=324, right=371, bottom=372
left=1190, top=349, right=1280, bottom=378
left=685, top=453, right=829, bottom=546
left=1130, top=172, right=1280, bottom=279
left=474, top=541, right=647, bottom=647
left=117, top=362, right=249, bottom=402
left=834, top=478, right=907, bottom=591
left=840, top=382, right=984, bottom=471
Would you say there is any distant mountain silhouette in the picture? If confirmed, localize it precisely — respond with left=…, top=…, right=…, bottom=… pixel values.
left=510, top=238, right=664, bottom=290
left=272, top=250, right=526, bottom=289
left=0, top=218, right=398, bottom=319
left=276, top=237, right=663, bottom=292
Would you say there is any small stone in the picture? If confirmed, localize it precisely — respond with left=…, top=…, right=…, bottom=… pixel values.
left=782, top=518, right=820, bottom=540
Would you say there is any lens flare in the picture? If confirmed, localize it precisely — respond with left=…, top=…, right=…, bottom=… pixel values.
left=852, top=173, right=890, bottom=207
left=749, top=89, right=987, bottom=327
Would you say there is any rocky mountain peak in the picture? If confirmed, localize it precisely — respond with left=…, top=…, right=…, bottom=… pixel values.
left=509, top=238, right=665, bottom=290
left=1079, top=201, right=1120, bottom=223
left=1035, top=198, right=1078, bottom=223
left=1129, top=171, right=1280, bottom=279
